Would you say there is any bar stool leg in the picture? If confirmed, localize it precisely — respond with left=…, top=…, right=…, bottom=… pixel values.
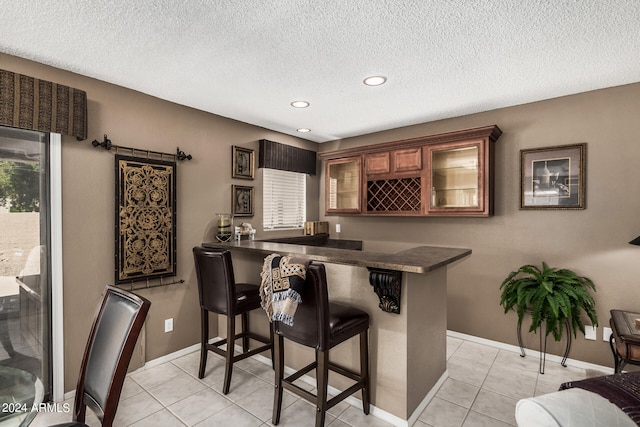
left=223, top=314, right=235, bottom=394
left=270, top=325, right=275, bottom=369
left=272, top=335, right=284, bottom=425
left=316, top=349, right=329, bottom=427
left=242, top=312, right=250, bottom=353
left=198, top=309, right=208, bottom=379
left=360, top=329, right=370, bottom=414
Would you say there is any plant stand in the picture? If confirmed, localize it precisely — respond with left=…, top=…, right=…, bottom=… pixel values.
left=517, top=317, right=571, bottom=374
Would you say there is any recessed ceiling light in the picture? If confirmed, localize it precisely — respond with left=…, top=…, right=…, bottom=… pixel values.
left=291, top=101, right=310, bottom=108
left=297, top=128, right=311, bottom=133
left=363, top=76, right=387, bottom=86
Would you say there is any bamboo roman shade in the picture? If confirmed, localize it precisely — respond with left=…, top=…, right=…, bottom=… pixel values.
left=258, top=139, right=316, bottom=175
left=0, top=69, right=87, bottom=140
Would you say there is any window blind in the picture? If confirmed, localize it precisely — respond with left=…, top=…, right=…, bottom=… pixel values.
left=263, top=168, right=306, bottom=230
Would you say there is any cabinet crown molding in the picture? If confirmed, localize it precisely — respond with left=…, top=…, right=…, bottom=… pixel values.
left=319, top=125, right=502, bottom=160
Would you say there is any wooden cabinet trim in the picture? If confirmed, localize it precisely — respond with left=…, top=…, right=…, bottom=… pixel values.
left=318, top=124, right=501, bottom=160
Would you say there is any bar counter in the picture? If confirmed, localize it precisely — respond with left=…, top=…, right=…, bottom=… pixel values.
left=201, top=238, right=471, bottom=425
left=202, top=239, right=471, bottom=273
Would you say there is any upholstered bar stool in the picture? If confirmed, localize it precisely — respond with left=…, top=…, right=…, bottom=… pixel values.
left=193, top=247, right=273, bottom=394
left=609, top=309, right=640, bottom=373
left=272, top=262, right=370, bottom=427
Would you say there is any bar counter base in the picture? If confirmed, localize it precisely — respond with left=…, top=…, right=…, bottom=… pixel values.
left=221, top=248, right=453, bottom=422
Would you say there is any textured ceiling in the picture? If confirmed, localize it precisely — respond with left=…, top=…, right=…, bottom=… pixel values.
left=1, top=1, right=639, bottom=143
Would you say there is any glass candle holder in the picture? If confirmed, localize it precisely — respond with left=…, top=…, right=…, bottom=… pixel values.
left=215, top=213, right=232, bottom=242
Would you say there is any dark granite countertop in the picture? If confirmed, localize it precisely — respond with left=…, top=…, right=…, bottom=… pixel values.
left=201, top=240, right=471, bottom=273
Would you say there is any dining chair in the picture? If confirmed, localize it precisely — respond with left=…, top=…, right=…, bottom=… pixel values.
left=52, top=285, right=150, bottom=427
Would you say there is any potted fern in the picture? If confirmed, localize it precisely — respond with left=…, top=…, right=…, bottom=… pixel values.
left=499, top=262, right=598, bottom=341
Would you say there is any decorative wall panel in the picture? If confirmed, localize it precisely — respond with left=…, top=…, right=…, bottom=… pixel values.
left=115, top=155, right=176, bottom=284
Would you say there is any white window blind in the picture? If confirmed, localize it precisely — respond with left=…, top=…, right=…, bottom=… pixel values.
left=263, top=168, right=306, bottom=230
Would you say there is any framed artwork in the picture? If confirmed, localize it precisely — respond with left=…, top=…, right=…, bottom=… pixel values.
left=232, top=185, right=254, bottom=216
left=115, top=155, right=177, bottom=284
left=232, top=146, right=254, bottom=179
left=520, top=143, right=586, bottom=210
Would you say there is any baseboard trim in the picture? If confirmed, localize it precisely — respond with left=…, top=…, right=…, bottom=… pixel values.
left=447, top=330, right=615, bottom=374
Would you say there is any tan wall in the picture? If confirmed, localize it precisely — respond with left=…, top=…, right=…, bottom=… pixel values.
left=5, top=50, right=640, bottom=395
left=320, top=83, right=640, bottom=368
left=1, top=52, right=319, bottom=391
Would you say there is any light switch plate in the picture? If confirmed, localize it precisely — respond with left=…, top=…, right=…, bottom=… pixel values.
left=603, top=327, right=613, bottom=342
left=165, top=318, right=173, bottom=333
left=585, top=325, right=596, bottom=340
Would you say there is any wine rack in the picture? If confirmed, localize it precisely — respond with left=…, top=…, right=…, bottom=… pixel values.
left=367, top=177, right=421, bottom=212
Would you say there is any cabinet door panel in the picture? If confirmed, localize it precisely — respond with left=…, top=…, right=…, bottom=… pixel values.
left=427, top=139, right=490, bottom=215
left=325, top=157, right=362, bottom=214
left=393, top=147, right=422, bottom=172
left=365, top=152, right=390, bottom=175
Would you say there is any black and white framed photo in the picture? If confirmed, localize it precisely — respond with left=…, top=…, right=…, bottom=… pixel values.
left=232, top=184, right=254, bottom=216
left=520, top=143, right=586, bottom=210
left=232, top=146, right=254, bottom=179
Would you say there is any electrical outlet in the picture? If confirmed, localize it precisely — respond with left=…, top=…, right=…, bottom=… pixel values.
left=585, top=325, right=596, bottom=340
left=336, top=223, right=341, bottom=233
left=603, top=327, right=613, bottom=342
left=164, top=318, right=173, bottom=333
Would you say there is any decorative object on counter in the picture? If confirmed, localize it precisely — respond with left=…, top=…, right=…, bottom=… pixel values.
left=238, top=222, right=256, bottom=239
left=303, top=221, right=329, bottom=236
left=232, top=185, right=254, bottom=216
left=115, top=155, right=177, bottom=284
left=232, top=145, right=255, bottom=179
left=499, top=261, right=598, bottom=373
left=215, top=213, right=233, bottom=242
left=368, top=268, right=402, bottom=314
left=92, top=134, right=193, bottom=161
left=259, top=253, right=310, bottom=326
left=520, top=143, right=585, bottom=209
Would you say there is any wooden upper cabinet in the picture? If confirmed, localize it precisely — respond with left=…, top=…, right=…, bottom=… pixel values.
left=319, top=125, right=502, bottom=217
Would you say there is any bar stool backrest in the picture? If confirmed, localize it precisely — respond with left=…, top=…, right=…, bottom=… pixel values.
left=273, top=262, right=331, bottom=351
left=193, top=247, right=237, bottom=316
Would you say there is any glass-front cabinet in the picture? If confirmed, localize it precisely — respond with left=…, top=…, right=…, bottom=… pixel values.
left=320, top=125, right=501, bottom=217
left=325, top=156, right=361, bottom=214
left=428, top=140, right=486, bottom=214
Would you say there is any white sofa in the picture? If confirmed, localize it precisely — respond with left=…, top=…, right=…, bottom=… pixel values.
left=516, top=373, right=640, bottom=427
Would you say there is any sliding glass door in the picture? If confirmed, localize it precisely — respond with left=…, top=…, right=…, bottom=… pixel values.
left=0, top=126, right=52, bottom=409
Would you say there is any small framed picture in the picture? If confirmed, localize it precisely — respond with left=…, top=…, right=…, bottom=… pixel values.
left=232, top=185, right=254, bottom=216
left=232, top=146, right=254, bottom=179
left=520, top=143, right=586, bottom=210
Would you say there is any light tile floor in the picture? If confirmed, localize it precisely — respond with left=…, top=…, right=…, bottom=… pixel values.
left=31, top=336, right=597, bottom=427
